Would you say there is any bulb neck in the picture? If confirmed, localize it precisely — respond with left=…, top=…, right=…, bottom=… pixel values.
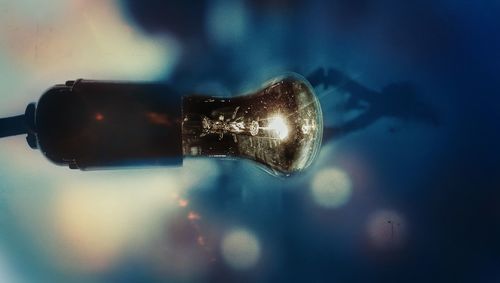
left=182, top=95, right=241, bottom=157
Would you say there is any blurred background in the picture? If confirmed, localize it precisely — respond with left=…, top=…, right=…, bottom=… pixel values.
left=0, top=0, right=499, bottom=282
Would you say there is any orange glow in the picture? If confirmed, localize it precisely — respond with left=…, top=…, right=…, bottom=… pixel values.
left=197, top=236, right=206, bottom=246
left=146, top=112, right=171, bottom=126
left=178, top=199, right=188, bottom=207
left=95, top=113, right=104, bottom=121
left=188, top=211, right=201, bottom=221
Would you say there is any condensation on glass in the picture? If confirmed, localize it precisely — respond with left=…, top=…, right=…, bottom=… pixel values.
left=182, top=74, right=323, bottom=176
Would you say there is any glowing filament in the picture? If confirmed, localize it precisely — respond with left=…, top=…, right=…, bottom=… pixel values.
left=266, top=116, right=289, bottom=140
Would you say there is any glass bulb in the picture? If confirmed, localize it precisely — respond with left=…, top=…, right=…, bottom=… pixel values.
left=182, top=73, right=323, bottom=176
left=24, top=74, right=322, bottom=176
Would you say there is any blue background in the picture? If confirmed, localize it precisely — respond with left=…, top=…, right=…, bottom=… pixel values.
left=0, top=0, right=499, bottom=282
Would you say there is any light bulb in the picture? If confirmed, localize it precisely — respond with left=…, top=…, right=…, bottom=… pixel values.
left=14, top=73, right=322, bottom=176
left=182, top=74, right=323, bottom=176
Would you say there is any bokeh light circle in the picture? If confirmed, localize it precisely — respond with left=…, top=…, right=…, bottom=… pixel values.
left=221, top=228, right=261, bottom=270
left=311, top=167, right=352, bottom=208
left=367, top=210, right=406, bottom=250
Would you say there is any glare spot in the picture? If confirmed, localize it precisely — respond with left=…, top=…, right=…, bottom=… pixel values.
left=221, top=228, right=261, bottom=270
left=188, top=211, right=201, bottom=221
left=311, top=168, right=352, bottom=208
left=94, top=113, right=104, bottom=121
left=268, top=116, right=289, bottom=140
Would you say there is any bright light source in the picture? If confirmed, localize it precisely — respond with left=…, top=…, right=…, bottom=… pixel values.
left=267, top=115, right=289, bottom=140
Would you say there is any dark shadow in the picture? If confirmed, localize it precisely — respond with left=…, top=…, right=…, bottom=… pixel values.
left=307, top=67, right=439, bottom=143
left=118, top=0, right=209, bottom=39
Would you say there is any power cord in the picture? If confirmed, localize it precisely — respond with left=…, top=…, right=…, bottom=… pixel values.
left=0, top=115, right=27, bottom=138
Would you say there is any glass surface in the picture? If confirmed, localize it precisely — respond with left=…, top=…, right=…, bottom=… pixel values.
left=182, top=74, right=323, bottom=176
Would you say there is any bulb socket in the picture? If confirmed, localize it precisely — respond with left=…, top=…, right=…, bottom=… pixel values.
left=33, top=79, right=183, bottom=169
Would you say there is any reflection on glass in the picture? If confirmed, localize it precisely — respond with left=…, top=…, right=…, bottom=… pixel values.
left=182, top=73, right=323, bottom=176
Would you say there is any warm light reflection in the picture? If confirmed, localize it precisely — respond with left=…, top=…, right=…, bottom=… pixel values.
left=197, top=236, right=206, bottom=246
left=94, top=113, right=104, bottom=121
left=146, top=112, right=171, bottom=126
left=188, top=211, right=201, bottom=221
left=53, top=178, right=180, bottom=271
left=0, top=0, right=179, bottom=83
left=46, top=160, right=220, bottom=272
left=178, top=199, right=189, bottom=207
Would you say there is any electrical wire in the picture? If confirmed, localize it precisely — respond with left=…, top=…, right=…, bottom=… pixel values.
left=0, top=115, right=27, bottom=138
